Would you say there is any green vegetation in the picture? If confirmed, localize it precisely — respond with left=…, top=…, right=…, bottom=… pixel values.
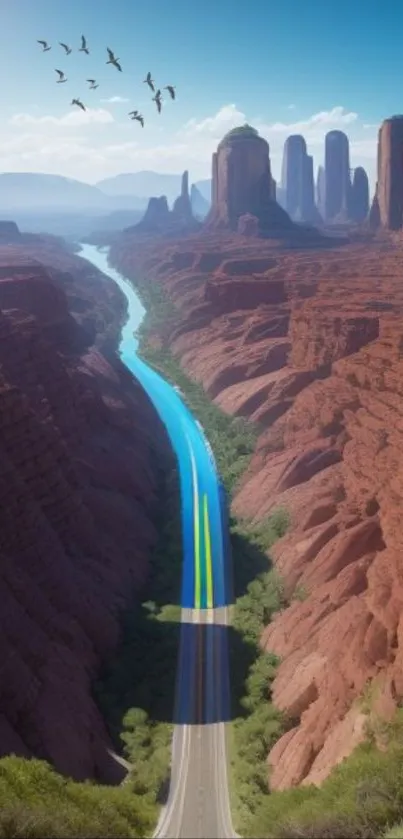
left=0, top=756, right=154, bottom=837
left=229, top=511, right=292, bottom=833
left=95, top=468, right=182, bottom=807
left=223, top=124, right=260, bottom=140
left=242, top=709, right=403, bottom=838
left=132, top=276, right=260, bottom=496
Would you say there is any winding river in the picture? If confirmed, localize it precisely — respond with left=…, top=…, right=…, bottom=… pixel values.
left=79, top=243, right=236, bottom=838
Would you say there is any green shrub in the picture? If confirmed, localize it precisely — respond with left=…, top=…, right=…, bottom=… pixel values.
left=0, top=756, right=154, bottom=837
left=246, top=710, right=403, bottom=838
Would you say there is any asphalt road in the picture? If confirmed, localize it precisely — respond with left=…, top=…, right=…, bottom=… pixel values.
left=155, top=607, right=235, bottom=839
left=80, top=245, right=237, bottom=839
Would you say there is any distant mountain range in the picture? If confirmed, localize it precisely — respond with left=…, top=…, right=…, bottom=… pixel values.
left=0, top=171, right=211, bottom=237
left=97, top=171, right=211, bottom=205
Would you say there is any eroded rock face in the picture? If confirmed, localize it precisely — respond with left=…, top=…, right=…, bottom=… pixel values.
left=0, top=240, right=167, bottom=782
left=134, top=195, right=171, bottom=232
left=370, top=116, right=403, bottom=230
left=172, top=170, right=193, bottom=221
left=237, top=213, right=259, bottom=237
left=205, top=124, right=294, bottom=234
left=350, top=167, right=370, bottom=223
left=130, top=174, right=200, bottom=236
left=324, top=130, right=351, bottom=222
left=108, top=229, right=403, bottom=791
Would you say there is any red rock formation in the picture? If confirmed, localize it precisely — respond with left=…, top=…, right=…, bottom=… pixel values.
left=0, top=239, right=167, bottom=783
left=172, top=170, right=193, bottom=222
left=109, top=228, right=403, bottom=790
left=205, top=124, right=294, bottom=234
left=127, top=172, right=200, bottom=237
left=370, top=116, right=403, bottom=230
left=237, top=214, right=259, bottom=237
left=133, top=195, right=171, bottom=232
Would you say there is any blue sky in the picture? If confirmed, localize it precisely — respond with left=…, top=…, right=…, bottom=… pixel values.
left=0, top=0, right=398, bottom=188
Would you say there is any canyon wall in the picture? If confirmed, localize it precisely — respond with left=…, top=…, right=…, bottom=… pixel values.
left=370, top=116, right=403, bottom=230
left=110, top=228, right=403, bottom=789
left=0, top=235, right=168, bottom=781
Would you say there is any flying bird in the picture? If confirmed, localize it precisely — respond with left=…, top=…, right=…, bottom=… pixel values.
left=164, top=85, right=176, bottom=100
left=37, top=40, right=51, bottom=51
left=87, top=79, right=99, bottom=89
left=129, top=112, right=144, bottom=126
left=55, top=69, right=67, bottom=83
left=152, top=90, right=162, bottom=113
left=79, top=35, right=89, bottom=54
left=106, top=48, right=122, bottom=71
left=71, top=97, right=86, bottom=111
left=143, top=72, right=155, bottom=92
left=59, top=42, right=72, bottom=55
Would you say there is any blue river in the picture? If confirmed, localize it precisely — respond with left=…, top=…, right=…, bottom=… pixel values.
left=79, top=244, right=232, bottom=612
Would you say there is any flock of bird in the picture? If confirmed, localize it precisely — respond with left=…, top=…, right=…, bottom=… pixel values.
left=36, top=36, right=176, bottom=127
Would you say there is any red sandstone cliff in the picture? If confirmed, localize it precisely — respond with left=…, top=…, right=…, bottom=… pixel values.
left=109, top=229, right=403, bottom=790
left=0, top=236, right=168, bottom=782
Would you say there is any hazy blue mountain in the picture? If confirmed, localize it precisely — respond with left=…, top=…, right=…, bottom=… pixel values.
left=191, top=183, right=210, bottom=219
left=97, top=171, right=212, bottom=206
left=0, top=173, right=147, bottom=214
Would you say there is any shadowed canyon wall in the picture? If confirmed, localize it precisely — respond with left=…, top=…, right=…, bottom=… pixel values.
left=0, top=235, right=168, bottom=782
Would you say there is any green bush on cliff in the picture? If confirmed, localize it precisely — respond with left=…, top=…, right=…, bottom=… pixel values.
left=0, top=756, right=154, bottom=837
left=229, top=514, right=291, bottom=833
left=244, top=709, right=403, bottom=839
left=126, top=273, right=259, bottom=495
left=139, top=343, right=258, bottom=495
left=95, top=467, right=181, bottom=807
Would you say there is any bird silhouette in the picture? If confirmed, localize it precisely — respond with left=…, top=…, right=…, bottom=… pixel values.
left=79, top=35, right=89, bottom=54
left=164, top=85, right=176, bottom=100
left=55, top=69, right=67, bottom=83
left=59, top=42, right=72, bottom=55
left=87, top=79, right=99, bottom=89
left=106, top=48, right=122, bottom=71
left=37, top=40, right=51, bottom=51
left=129, top=111, right=144, bottom=126
left=152, top=90, right=162, bottom=113
left=71, top=98, right=86, bottom=111
left=143, top=72, right=155, bottom=92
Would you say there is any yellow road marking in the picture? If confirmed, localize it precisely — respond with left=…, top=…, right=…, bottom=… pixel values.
left=194, top=474, right=201, bottom=610
left=203, top=494, right=213, bottom=609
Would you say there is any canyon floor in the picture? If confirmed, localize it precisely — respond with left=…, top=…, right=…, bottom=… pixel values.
left=110, top=228, right=403, bottom=792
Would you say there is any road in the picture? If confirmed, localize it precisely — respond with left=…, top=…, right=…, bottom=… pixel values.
left=79, top=245, right=237, bottom=839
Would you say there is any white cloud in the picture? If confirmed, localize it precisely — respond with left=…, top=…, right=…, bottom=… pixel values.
left=287, top=104, right=296, bottom=110
left=10, top=108, right=114, bottom=128
left=100, top=96, right=129, bottom=104
left=0, top=101, right=379, bottom=189
left=262, top=105, right=358, bottom=135
left=183, top=104, right=246, bottom=138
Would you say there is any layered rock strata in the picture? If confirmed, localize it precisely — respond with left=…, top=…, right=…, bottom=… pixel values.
left=109, top=229, right=403, bottom=789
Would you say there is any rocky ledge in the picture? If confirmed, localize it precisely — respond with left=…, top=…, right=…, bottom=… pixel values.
left=0, top=232, right=168, bottom=782
left=109, top=228, right=403, bottom=790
